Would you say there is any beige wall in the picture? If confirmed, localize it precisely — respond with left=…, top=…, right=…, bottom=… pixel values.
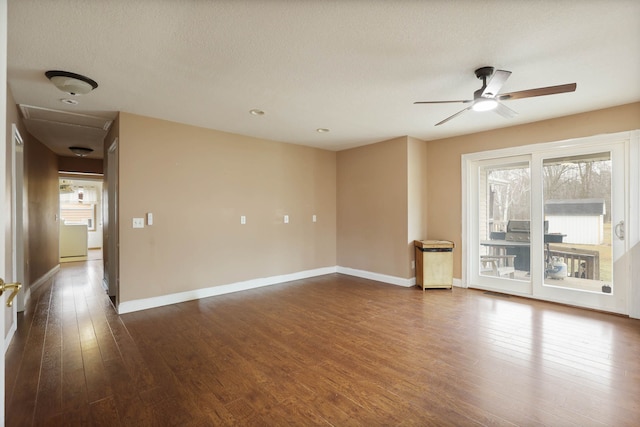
left=22, top=117, right=59, bottom=289
left=118, top=113, right=336, bottom=302
left=426, top=102, right=640, bottom=279
left=407, top=136, right=428, bottom=274
left=337, top=136, right=428, bottom=280
left=4, top=88, right=58, bottom=294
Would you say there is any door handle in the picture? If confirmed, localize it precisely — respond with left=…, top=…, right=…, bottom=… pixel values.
left=0, top=278, right=22, bottom=307
left=614, top=220, right=625, bottom=240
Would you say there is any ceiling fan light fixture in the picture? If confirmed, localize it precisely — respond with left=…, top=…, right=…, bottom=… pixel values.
left=69, top=146, right=94, bottom=157
left=472, top=98, right=498, bottom=112
left=45, top=70, right=98, bottom=95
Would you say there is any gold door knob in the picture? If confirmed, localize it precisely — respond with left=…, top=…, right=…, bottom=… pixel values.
left=0, top=278, right=22, bottom=307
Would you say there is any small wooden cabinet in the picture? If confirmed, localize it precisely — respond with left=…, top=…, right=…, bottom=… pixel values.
left=414, top=240, right=454, bottom=290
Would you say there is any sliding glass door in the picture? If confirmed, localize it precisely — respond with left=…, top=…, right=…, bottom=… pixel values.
left=467, top=139, right=628, bottom=313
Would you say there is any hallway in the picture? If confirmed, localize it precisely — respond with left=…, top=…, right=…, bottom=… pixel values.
left=5, top=259, right=640, bottom=425
left=5, top=259, right=121, bottom=425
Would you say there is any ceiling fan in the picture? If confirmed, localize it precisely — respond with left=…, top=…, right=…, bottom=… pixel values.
left=414, top=66, right=577, bottom=126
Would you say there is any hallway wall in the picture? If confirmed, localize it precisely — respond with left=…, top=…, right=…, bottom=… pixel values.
left=24, top=126, right=59, bottom=286
left=6, top=87, right=59, bottom=296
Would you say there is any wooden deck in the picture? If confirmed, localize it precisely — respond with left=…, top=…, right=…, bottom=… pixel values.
left=506, top=269, right=610, bottom=293
left=6, top=260, right=640, bottom=425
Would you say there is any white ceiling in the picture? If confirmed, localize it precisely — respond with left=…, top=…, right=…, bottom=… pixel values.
left=7, top=0, right=640, bottom=158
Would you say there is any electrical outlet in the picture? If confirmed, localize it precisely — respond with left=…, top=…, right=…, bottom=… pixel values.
left=411, top=260, right=415, bottom=270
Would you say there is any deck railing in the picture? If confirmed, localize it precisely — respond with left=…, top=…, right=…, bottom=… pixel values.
left=548, top=245, right=600, bottom=280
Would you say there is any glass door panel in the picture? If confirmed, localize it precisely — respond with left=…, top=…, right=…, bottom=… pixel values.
left=478, top=161, right=531, bottom=291
left=533, top=141, right=627, bottom=314
left=542, top=152, right=612, bottom=293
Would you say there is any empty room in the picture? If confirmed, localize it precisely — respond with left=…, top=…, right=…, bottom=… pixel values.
left=2, top=1, right=640, bottom=425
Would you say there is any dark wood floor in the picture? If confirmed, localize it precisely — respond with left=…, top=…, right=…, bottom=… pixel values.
left=5, top=260, right=640, bottom=426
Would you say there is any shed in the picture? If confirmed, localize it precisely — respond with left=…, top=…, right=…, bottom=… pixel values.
left=544, top=198, right=606, bottom=245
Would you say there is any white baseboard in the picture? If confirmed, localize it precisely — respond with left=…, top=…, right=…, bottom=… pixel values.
left=117, top=265, right=453, bottom=314
left=118, top=266, right=338, bottom=314
left=336, top=266, right=415, bottom=287
left=453, top=278, right=465, bottom=288
left=30, top=264, right=60, bottom=293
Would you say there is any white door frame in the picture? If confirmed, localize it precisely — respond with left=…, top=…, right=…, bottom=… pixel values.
left=462, top=130, right=639, bottom=316
left=1, top=0, right=9, bottom=423
left=106, top=138, right=119, bottom=307
left=11, top=125, right=26, bottom=312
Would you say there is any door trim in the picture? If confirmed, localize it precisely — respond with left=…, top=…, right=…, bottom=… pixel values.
left=11, top=124, right=26, bottom=312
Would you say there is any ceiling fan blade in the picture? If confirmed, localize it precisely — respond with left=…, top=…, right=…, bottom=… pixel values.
left=493, top=101, right=518, bottom=119
left=498, top=83, right=577, bottom=101
left=435, top=106, right=472, bottom=126
left=414, top=100, right=472, bottom=104
left=482, top=69, right=511, bottom=97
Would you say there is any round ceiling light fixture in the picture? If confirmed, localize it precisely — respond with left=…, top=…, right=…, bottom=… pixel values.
left=45, top=70, right=98, bottom=95
left=471, top=98, right=498, bottom=112
left=69, top=146, right=94, bottom=157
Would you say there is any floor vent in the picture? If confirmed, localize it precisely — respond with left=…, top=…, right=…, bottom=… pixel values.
left=483, top=291, right=511, bottom=298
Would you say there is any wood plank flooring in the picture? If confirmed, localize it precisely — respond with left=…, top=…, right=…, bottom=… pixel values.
left=5, top=260, right=640, bottom=426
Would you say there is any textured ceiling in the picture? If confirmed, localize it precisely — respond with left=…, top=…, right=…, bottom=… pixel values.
left=7, top=0, right=640, bottom=158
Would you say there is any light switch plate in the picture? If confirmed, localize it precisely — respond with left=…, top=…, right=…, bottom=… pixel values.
left=133, top=218, right=145, bottom=228
left=240, top=215, right=246, bottom=225
left=284, top=215, right=289, bottom=224
left=312, top=214, right=317, bottom=223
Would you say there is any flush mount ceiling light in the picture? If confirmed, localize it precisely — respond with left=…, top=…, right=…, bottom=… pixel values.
left=471, top=98, right=498, bottom=112
left=69, top=146, right=94, bottom=157
left=45, top=70, right=98, bottom=95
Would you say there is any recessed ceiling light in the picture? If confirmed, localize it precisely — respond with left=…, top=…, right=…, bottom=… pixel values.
left=60, top=98, right=78, bottom=105
left=249, top=109, right=265, bottom=116
left=316, top=128, right=330, bottom=133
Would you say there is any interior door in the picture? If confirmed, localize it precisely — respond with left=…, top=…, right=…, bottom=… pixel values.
left=1, top=0, right=9, bottom=422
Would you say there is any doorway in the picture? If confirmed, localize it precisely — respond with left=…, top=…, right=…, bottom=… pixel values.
left=105, top=138, right=119, bottom=307
left=464, top=132, right=631, bottom=314
left=58, top=177, right=104, bottom=263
